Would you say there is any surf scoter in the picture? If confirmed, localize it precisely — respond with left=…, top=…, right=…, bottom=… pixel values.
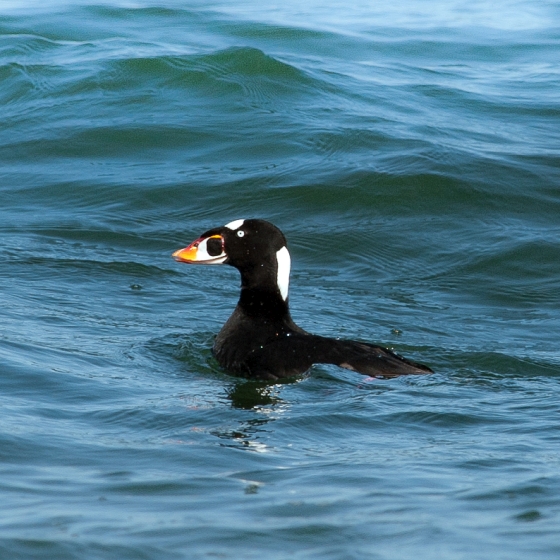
left=173, top=219, right=432, bottom=380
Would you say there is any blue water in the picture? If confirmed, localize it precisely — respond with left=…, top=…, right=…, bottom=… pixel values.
left=1, top=1, right=560, bottom=558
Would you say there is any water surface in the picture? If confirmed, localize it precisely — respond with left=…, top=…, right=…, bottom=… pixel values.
left=1, top=1, right=560, bottom=558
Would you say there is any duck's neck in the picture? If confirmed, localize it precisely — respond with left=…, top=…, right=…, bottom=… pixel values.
left=236, top=246, right=291, bottom=321
left=238, top=284, right=290, bottom=321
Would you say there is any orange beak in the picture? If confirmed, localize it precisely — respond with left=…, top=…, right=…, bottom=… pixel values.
left=172, top=235, right=227, bottom=265
left=172, top=239, right=200, bottom=263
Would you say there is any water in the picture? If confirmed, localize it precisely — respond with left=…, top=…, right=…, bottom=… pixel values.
left=1, top=0, right=560, bottom=558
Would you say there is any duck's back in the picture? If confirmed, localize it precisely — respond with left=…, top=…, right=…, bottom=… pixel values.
left=213, top=306, right=432, bottom=380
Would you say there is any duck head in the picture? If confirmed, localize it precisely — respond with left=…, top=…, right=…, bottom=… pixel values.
left=173, top=218, right=291, bottom=301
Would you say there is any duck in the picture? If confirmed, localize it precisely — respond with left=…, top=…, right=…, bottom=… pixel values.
left=172, top=219, right=432, bottom=381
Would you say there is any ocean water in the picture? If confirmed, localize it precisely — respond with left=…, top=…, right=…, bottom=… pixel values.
left=1, top=0, right=560, bottom=558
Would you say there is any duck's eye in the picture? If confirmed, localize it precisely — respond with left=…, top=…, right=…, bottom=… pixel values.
left=206, top=237, right=223, bottom=256
left=237, top=230, right=245, bottom=238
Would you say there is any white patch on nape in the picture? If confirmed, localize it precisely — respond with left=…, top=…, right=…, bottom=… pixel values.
left=276, top=246, right=291, bottom=301
left=224, top=219, right=245, bottom=230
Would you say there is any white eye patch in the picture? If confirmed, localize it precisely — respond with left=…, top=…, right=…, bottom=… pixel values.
left=237, top=230, right=245, bottom=238
left=225, top=219, right=245, bottom=231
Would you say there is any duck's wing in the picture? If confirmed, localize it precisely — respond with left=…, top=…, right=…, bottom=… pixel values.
left=319, top=337, right=433, bottom=377
left=244, top=333, right=432, bottom=380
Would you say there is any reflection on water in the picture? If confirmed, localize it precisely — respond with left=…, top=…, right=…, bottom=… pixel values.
left=226, top=379, right=288, bottom=409
left=213, top=418, right=272, bottom=453
left=210, top=381, right=295, bottom=452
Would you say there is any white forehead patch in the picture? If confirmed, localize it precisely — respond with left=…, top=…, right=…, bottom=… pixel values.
left=276, top=246, right=291, bottom=301
left=225, top=219, right=245, bottom=230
